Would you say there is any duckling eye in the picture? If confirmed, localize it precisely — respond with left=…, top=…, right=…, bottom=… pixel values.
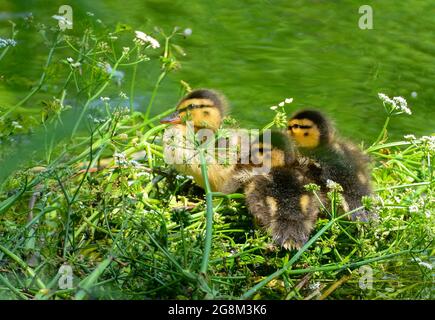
left=187, top=104, right=197, bottom=110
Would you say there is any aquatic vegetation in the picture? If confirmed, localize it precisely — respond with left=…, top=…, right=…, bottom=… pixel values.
left=0, top=13, right=433, bottom=300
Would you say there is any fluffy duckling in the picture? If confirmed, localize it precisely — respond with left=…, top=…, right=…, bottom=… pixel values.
left=288, top=109, right=372, bottom=220
left=227, top=131, right=325, bottom=250
left=160, top=89, right=233, bottom=192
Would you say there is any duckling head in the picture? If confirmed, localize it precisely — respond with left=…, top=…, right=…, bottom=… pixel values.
left=160, top=89, right=228, bottom=131
left=288, top=109, right=335, bottom=149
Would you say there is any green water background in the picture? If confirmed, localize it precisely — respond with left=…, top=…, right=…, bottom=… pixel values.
left=1, top=0, right=434, bottom=142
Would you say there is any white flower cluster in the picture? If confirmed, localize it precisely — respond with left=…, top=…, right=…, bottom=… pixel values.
left=119, top=92, right=128, bottom=100
left=308, top=282, right=320, bottom=290
left=378, top=93, right=411, bottom=115
left=420, top=135, right=435, bottom=151
left=403, top=134, right=435, bottom=151
left=408, top=205, right=419, bottom=213
left=66, top=57, right=81, bottom=68
left=270, top=97, right=293, bottom=110
left=0, top=38, right=17, bottom=48
left=114, top=152, right=128, bottom=166
left=134, top=31, right=160, bottom=49
left=12, top=121, right=22, bottom=129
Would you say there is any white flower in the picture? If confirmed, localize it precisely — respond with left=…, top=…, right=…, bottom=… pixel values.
left=114, top=152, right=128, bottom=165
left=100, top=97, right=110, bottom=102
left=285, top=98, right=293, bottom=104
left=119, top=92, right=128, bottom=100
left=278, top=102, right=285, bottom=107
left=409, top=205, right=419, bottom=213
left=122, top=47, right=130, bottom=55
left=411, top=91, right=418, bottom=98
left=378, top=93, right=411, bottom=115
left=309, top=282, right=320, bottom=290
left=393, top=96, right=411, bottom=114
left=66, top=57, right=81, bottom=68
left=420, top=136, right=435, bottom=151
left=404, top=134, right=416, bottom=141
left=0, top=38, right=17, bottom=48
left=378, top=93, right=394, bottom=105
left=270, top=106, right=278, bottom=110
left=12, top=121, right=22, bottom=129
left=183, top=28, right=192, bottom=37
left=134, top=31, right=160, bottom=49
left=86, top=11, right=95, bottom=16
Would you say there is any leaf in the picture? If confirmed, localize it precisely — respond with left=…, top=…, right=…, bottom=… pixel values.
left=75, top=257, right=112, bottom=300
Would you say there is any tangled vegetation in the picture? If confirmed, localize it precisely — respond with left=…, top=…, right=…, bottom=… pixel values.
left=0, top=14, right=433, bottom=300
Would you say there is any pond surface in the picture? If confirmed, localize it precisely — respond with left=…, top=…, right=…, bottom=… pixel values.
left=1, top=0, right=434, bottom=142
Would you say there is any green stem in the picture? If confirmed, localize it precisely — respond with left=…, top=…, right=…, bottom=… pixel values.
left=71, top=55, right=125, bottom=137
left=129, top=57, right=138, bottom=113
left=199, top=149, right=214, bottom=276
left=371, top=116, right=390, bottom=147
left=0, top=244, right=46, bottom=290
left=282, top=249, right=422, bottom=276
left=145, top=71, right=167, bottom=120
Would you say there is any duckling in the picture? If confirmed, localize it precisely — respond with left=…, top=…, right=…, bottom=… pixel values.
left=227, top=131, right=325, bottom=250
left=160, top=89, right=233, bottom=192
left=288, top=109, right=372, bottom=220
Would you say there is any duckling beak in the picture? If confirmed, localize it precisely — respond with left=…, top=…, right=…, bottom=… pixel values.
left=160, top=111, right=182, bottom=124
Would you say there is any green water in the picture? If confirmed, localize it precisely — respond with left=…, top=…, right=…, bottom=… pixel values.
left=1, top=0, right=435, bottom=142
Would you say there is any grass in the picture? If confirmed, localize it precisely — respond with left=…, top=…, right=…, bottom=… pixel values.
left=0, top=15, right=433, bottom=300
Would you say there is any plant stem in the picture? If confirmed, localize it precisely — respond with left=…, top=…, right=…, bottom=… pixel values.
left=199, top=149, right=214, bottom=276
left=0, top=244, right=46, bottom=290
left=144, top=71, right=167, bottom=120
left=71, top=55, right=125, bottom=137
left=129, top=57, right=138, bottom=113
left=371, top=116, right=390, bottom=147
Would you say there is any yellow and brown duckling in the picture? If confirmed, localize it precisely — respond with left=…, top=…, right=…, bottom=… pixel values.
left=160, top=88, right=234, bottom=192
left=288, top=109, right=372, bottom=220
left=230, top=132, right=325, bottom=250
